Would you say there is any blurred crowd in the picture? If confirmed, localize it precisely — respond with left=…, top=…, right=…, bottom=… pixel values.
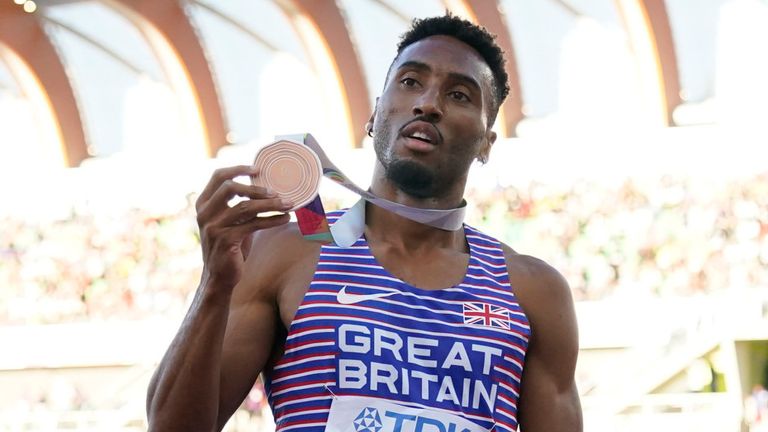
left=0, top=197, right=201, bottom=325
left=745, top=384, right=768, bottom=432
left=2, top=173, right=768, bottom=324
left=469, top=173, right=768, bottom=301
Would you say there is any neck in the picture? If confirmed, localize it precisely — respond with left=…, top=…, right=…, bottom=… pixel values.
left=365, top=202, right=466, bottom=252
left=369, top=161, right=467, bottom=210
left=365, top=162, right=467, bottom=251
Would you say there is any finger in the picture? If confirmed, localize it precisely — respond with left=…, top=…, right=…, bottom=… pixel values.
left=229, top=212, right=291, bottom=237
left=197, top=165, right=259, bottom=208
left=219, top=197, right=294, bottom=227
left=198, top=181, right=279, bottom=223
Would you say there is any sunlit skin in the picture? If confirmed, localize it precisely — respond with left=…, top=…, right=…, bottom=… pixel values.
left=363, top=36, right=497, bottom=267
left=369, top=35, right=496, bottom=209
left=146, top=33, right=582, bottom=432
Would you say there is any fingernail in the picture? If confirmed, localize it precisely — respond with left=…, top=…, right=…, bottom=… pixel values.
left=280, top=199, right=294, bottom=207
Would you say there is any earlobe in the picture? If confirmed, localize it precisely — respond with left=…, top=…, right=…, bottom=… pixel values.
left=366, top=99, right=379, bottom=137
left=477, top=131, right=496, bottom=164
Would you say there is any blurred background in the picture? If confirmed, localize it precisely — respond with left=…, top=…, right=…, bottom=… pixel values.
left=1, top=0, right=767, bottom=431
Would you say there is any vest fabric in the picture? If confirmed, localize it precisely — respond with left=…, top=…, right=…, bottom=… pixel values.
left=264, top=212, right=531, bottom=432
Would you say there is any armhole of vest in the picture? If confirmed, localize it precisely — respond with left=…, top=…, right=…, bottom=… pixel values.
left=466, top=225, right=533, bottom=339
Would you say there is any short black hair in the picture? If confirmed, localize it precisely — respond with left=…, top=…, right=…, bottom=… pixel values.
left=395, top=14, right=510, bottom=125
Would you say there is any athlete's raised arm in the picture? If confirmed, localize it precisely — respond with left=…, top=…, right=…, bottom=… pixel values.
left=146, top=165, right=295, bottom=431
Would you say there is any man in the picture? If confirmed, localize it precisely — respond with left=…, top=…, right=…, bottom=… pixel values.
left=146, top=14, right=582, bottom=432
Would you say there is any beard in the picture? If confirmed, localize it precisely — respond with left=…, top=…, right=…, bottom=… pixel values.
left=373, top=116, right=477, bottom=200
left=385, top=158, right=437, bottom=199
left=372, top=123, right=440, bottom=199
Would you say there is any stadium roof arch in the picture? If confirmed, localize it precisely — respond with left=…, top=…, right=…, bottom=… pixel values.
left=0, top=0, right=747, bottom=169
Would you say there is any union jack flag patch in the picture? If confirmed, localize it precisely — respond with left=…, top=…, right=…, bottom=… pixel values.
left=463, top=302, right=511, bottom=329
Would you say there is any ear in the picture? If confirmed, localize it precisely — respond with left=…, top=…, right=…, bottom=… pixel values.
left=477, top=130, right=496, bottom=164
left=365, top=98, right=379, bottom=133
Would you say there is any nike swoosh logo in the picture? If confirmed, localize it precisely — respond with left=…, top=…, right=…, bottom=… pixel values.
left=336, top=286, right=398, bottom=305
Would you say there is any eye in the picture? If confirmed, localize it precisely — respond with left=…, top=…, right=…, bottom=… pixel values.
left=449, top=91, right=470, bottom=102
left=400, top=77, right=419, bottom=87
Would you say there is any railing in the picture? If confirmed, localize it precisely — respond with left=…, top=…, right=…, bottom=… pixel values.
left=0, top=407, right=275, bottom=432
left=583, top=393, right=743, bottom=432
left=0, top=409, right=146, bottom=432
left=577, top=291, right=768, bottom=421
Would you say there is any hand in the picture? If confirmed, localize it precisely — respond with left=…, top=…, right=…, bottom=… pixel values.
left=195, top=165, right=293, bottom=290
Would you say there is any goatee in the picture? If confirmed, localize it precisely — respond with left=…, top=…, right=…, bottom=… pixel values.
left=386, top=159, right=436, bottom=199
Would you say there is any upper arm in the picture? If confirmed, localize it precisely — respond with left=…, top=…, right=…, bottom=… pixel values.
left=215, top=224, right=320, bottom=430
left=216, top=290, right=280, bottom=430
left=505, top=251, right=583, bottom=432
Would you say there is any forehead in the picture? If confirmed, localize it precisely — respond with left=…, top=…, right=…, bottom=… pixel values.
left=392, top=35, right=494, bottom=91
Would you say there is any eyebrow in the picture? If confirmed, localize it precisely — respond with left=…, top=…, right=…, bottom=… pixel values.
left=397, top=60, right=482, bottom=93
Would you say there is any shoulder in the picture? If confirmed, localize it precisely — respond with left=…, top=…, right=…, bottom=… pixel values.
left=501, top=244, right=570, bottom=300
left=498, top=242, right=576, bottom=341
left=236, top=221, right=322, bottom=304
left=249, top=220, right=321, bottom=268
left=463, top=225, right=574, bottom=328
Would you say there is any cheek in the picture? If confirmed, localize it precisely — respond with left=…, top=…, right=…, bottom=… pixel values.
left=449, top=116, right=487, bottom=146
left=373, top=103, right=400, bottom=131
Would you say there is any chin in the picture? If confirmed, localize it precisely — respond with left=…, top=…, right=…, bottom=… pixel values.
left=386, top=159, right=437, bottom=199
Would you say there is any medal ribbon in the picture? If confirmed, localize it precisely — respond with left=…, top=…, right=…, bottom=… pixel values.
left=274, top=133, right=466, bottom=246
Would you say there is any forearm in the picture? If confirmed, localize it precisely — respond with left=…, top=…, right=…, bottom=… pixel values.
left=146, top=277, right=233, bottom=431
left=549, top=386, right=582, bottom=432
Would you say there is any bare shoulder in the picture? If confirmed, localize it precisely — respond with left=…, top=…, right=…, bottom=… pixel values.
left=501, top=244, right=571, bottom=300
left=234, top=221, right=322, bottom=310
left=499, top=243, right=576, bottom=334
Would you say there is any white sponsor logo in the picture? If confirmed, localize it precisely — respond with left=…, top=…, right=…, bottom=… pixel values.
left=337, top=286, right=398, bottom=305
left=326, top=396, right=485, bottom=432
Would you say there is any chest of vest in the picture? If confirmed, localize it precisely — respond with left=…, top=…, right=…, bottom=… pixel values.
left=264, top=215, right=530, bottom=432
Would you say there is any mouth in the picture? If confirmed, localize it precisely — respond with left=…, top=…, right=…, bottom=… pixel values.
left=408, top=131, right=432, bottom=143
left=399, top=121, right=442, bottom=147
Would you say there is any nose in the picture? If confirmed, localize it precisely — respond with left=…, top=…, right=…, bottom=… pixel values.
left=412, top=89, right=443, bottom=122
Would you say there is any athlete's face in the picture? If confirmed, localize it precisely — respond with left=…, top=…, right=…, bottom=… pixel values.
left=369, top=35, right=497, bottom=199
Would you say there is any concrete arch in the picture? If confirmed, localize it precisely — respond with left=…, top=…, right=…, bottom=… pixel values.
left=616, top=0, right=682, bottom=126
left=277, top=0, right=372, bottom=148
left=106, top=0, right=228, bottom=157
left=449, top=0, right=525, bottom=137
left=0, top=2, right=88, bottom=167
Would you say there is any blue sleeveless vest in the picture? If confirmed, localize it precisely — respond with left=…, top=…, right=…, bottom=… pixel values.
left=264, top=212, right=530, bottom=432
